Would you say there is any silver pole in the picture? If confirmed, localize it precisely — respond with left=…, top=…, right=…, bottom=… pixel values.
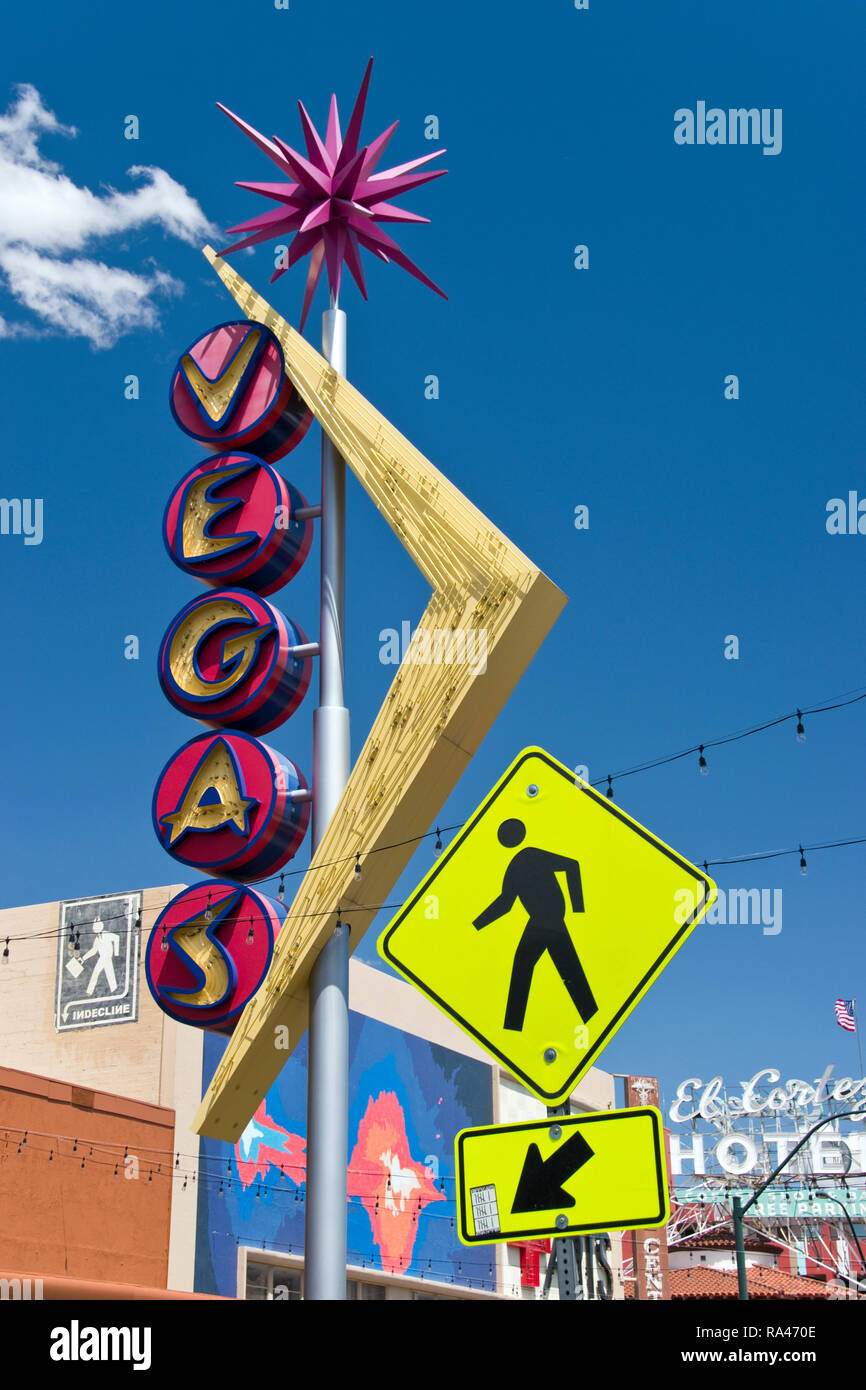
left=304, top=302, right=351, bottom=1301
left=547, top=1103, right=580, bottom=1300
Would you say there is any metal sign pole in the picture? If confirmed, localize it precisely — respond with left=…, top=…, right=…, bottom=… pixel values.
left=547, top=1102, right=580, bottom=1301
left=304, top=302, right=351, bottom=1301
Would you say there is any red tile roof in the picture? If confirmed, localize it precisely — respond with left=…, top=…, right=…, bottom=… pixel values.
left=671, top=1265, right=834, bottom=1300
left=672, top=1231, right=780, bottom=1254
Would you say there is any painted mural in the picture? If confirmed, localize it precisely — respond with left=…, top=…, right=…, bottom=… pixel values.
left=194, top=1009, right=496, bottom=1295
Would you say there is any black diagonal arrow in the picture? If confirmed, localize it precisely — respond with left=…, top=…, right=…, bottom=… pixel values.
left=511, top=1129, right=595, bottom=1214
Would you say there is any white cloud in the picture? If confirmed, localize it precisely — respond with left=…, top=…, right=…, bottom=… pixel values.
left=0, top=84, right=218, bottom=348
left=0, top=81, right=76, bottom=169
left=0, top=248, right=181, bottom=349
left=0, top=314, right=41, bottom=340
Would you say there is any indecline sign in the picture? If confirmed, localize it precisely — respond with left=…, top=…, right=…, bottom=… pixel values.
left=668, top=1067, right=866, bottom=1178
left=56, top=894, right=141, bottom=1033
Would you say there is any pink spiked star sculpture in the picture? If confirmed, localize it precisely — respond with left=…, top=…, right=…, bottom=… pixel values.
left=217, top=59, right=447, bottom=329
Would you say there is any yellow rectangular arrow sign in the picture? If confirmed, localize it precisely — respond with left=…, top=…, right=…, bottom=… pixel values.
left=455, top=1107, right=669, bottom=1244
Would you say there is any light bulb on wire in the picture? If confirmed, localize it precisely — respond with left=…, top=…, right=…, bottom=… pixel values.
left=796, top=711, right=806, bottom=743
left=799, top=846, right=808, bottom=877
left=698, top=746, right=709, bottom=777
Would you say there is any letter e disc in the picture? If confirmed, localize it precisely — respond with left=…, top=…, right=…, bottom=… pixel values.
left=164, top=452, right=312, bottom=595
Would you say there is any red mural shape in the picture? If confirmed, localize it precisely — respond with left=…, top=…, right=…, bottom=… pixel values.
left=235, top=1100, right=307, bottom=1189
left=348, top=1092, right=445, bottom=1273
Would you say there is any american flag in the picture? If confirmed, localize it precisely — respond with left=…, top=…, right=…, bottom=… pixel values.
left=835, top=999, right=857, bottom=1033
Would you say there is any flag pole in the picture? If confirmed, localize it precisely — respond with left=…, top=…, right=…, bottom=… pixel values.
left=855, top=999, right=864, bottom=1078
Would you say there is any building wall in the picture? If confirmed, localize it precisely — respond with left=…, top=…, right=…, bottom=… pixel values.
left=0, top=1067, right=174, bottom=1288
left=349, top=961, right=623, bottom=1301
left=0, top=888, right=623, bottom=1300
left=669, top=1249, right=776, bottom=1272
left=0, top=886, right=204, bottom=1292
left=190, top=961, right=622, bottom=1300
left=0, top=886, right=189, bottom=1106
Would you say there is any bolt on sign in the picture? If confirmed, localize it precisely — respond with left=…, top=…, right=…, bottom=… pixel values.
left=379, top=747, right=717, bottom=1105
left=455, top=1108, right=670, bottom=1245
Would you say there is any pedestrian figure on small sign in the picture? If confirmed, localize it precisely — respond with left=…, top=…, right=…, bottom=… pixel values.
left=80, top=918, right=120, bottom=996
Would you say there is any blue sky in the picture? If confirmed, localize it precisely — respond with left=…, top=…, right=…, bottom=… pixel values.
left=0, top=0, right=864, bottom=1115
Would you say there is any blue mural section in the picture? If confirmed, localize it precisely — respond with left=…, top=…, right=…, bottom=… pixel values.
left=194, top=1007, right=496, bottom=1295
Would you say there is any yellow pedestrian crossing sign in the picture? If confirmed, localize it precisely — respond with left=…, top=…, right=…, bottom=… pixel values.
left=455, top=1107, right=669, bottom=1244
left=378, top=747, right=716, bottom=1105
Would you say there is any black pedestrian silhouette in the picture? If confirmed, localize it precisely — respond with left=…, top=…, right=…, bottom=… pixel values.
left=473, top=818, right=598, bottom=1032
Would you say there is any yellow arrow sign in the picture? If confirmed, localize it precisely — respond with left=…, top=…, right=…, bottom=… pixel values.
left=379, top=747, right=716, bottom=1105
left=456, top=1107, right=669, bottom=1244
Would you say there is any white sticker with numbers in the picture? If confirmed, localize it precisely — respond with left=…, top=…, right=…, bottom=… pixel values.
left=470, top=1183, right=501, bottom=1237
